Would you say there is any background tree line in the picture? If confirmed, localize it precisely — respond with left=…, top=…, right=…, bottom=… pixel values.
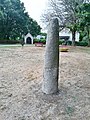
left=42, top=0, right=90, bottom=46
left=0, top=0, right=41, bottom=43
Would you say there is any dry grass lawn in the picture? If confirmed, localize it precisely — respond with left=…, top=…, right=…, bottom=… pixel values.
left=0, top=45, right=90, bottom=120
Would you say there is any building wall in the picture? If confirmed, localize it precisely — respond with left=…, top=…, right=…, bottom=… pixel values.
left=36, top=35, right=45, bottom=39
left=59, top=28, right=79, bottom=41
left=24, top=33, right=33, bottom=44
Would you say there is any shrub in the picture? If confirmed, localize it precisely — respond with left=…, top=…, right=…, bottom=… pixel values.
left=59, top=40, right=65, bottom=45
left=76, top=41, right=88, bottom=46
left=33, top=39, right=39, bottom=43
left=39, top=39, right=46, bottom=44
left=33, top=39, right=46, bottom=44
left=66, top=40, right=88, bottom=46
left=67, top=41, right=72, bottom=45
left=0, top=39, right=20, bottom=44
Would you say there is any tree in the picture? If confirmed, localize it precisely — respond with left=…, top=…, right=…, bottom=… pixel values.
left=0, top=0, right=41, bottom=40
left=42, top=0, right=90, bottom=46
left=78, top=3, right=90, bottom=46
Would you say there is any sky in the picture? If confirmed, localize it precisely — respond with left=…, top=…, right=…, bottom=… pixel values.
left=20, top=0, right=48, bottom=30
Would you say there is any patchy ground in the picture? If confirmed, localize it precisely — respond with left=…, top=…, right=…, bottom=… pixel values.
left=0, top=45, right=90, bottom=120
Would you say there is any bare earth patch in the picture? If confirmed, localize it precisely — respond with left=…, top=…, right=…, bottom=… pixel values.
left=0, top=46, right=90, bottom=120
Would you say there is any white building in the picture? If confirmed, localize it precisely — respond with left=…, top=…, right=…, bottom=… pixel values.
left=24, top=33, right=33, bottom=44
left=59, top=28, right=79, bottom=41
left=36, top=35, right=46, bottom=40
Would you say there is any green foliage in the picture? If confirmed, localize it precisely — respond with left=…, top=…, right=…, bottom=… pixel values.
left=76, top=41, right=88, bottom=46
left=40, top=32, right=47, bottom=36
left=43, top=0, right=90, bottom=46
left=0, top=39, right=20, bottom=44
left=59, top=40, right=65, bottom=45
left=40, top=32, right=47, bottom=38
left=34, top=39, right=46, bottom=44
left=39, top=39, right=46, bottom=44
left=0, top=0, right=41, bottom=42
left=33, top=39, right=39, bottom=44
left=78, top=3, right=90, bottom=46
left=67, top=41, right=72, bottom=45
left=67, top=40, right=88, bottom=46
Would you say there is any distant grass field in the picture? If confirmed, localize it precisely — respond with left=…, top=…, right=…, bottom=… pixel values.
left=0, top=44, right=34, bottom=48
left=0, top=44, right=90, bottom=55
left=0, top=44, right=20, bottom=48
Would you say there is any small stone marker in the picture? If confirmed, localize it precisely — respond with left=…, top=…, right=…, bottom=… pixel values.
left=42, top=18, right=59, bottom=94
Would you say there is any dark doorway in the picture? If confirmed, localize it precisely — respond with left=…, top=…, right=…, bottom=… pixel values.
left=26, top=37, right=32, bottom=44
left=59, top=36, right=70, bottom=41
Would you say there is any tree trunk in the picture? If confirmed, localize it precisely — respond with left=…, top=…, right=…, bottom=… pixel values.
left=72, top=30, right=76, bottom=46
left=87, top=27, right=90, bottom=47
left=88, top=39, right=90, bottom=47
left=6, top=35, right=10, bottom=40
left=42, top=18, right=59, bottom=94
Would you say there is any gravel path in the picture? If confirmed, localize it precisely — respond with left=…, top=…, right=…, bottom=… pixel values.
left=0, top=46, right=90, bottom=120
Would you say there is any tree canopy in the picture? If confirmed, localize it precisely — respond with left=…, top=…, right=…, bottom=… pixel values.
left=42, top=0, right=90, bottom=46
left=0, top=0, right=41, bottom=40
left=78, top=3, right=90, bottom=46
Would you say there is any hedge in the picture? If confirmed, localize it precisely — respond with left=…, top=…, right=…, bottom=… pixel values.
left=33, top=39, right=46, bottom=44
left=0, top=39, right=20, bottom=44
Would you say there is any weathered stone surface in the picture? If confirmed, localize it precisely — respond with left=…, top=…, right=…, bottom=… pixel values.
left=42, top=18, right=59, bottom=94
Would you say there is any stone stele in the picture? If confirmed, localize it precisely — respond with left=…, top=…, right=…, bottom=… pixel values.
left=42, top=18, right=59, bottom=94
